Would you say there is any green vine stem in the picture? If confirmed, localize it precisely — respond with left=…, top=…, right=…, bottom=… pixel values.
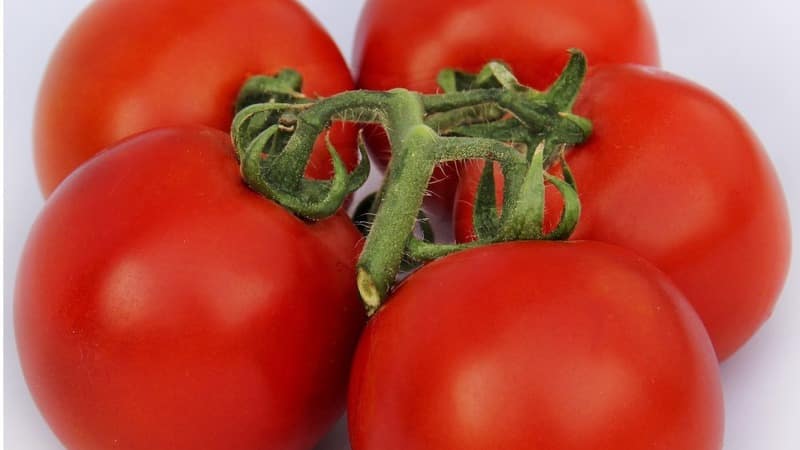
left=230, top=50, right=593, bottom=315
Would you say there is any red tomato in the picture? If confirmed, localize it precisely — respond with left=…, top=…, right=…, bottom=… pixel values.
left=348, top=241, right=723, bottom=450
left=34, top=0, right=357, bottom=197
left=15, top=128, right=365, bottom=450
left=454, top=65, right=792, bottom=360
left=353, top=0, right=660, bottom=217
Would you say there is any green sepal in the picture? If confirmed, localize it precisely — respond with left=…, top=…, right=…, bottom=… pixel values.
left=544, top=152, right=581, bottom=240
left=239, top=125, right=278, bottom=192
left=437, top=59, right=531, bottom=94
left=254, top=151, right=348, bottom=220
left=406, top=239, right=481, bottom=262
left=449, top=118, right=529, bottom=142
left=543, top=172, right=580, bottom=240
left=481, top=61, right=529, bottom=93
left=425, top=104, right=507, bottom=134
left=500, top=142, right=546, bottom=240
left=232, top=103, right=299, bottom=160
left=234, top=69, right=306, bottom=113
left=346, top=133, right=372, bottom=193
left=240, top=130, right=368, bottom=221
left=438, top=65, right=502, bottom=93
left=545, top=49, right=588, bottom=112
left=437, top=69, right=479, bottom=93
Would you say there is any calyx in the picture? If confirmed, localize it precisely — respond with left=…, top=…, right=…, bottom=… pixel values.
left=231, top=50, right=593, bottom=315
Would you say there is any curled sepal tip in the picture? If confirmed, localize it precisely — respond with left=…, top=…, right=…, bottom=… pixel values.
left=232, top=103, right=303, bottom=160
left=239, top=124, right=279, bottom=187
left=544, top=149, right=581, bottom=240
left=347, top=132, right=372, bottom=193
left=543, top=172, right=580, bottom=240
left=546, top=49, right=588, bottom=112
left=480, top=61, right=528, bottom=93
left=309, top=134, right=353, bottom=216
left=234, top=69, right=307, bottom=113
left=240, top=132, right=368, bottom=221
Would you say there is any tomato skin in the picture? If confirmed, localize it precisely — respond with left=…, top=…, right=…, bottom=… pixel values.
left=454, top=65, right=792, bottom=360
left=16, top=128, right=365, bottom=450
left=348, top=241, right=723, bottom=450
left=34, top=0, right=356, bottom=197
left=354, top=0, right=660, bottom=216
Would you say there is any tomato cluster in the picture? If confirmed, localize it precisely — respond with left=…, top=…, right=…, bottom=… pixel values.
left=15, top=1, right=789, bottom=450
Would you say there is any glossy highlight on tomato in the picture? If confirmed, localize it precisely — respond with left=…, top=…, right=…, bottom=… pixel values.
left=354, top=0, right=660, bottom=216
left=34, top=0, right=357, bottom=196
left=349, top=241, right=723, bottom=450
left=16, top=127, right=365, bottom=450
left=454, top=65, right=791, bottom=360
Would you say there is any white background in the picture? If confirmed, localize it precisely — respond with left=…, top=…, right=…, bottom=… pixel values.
left=4, top=1, right=800, bottom=449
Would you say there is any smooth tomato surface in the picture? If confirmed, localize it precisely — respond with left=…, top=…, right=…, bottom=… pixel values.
left=349, top=241, right=723, bottom=450
left=35, top=0, right=357, bottom=196
left=455, top=65, right=791, bottom=360
left=16, top=128, right=365, bottom=450
left=354, top=0, right=660, bottom=216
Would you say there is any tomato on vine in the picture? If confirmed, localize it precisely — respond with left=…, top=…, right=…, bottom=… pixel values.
left=353, top=0, right=660, bottom=217
left=454, top=65, right=791, bottom=360
left=348, top=242, right=724, bottom=450
left=16, top=127, right=365, bottom=450
left=34, top=0, right=357, bottom=196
